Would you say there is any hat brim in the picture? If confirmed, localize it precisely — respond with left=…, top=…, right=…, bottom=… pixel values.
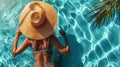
left=19, top=1, right=58, bottom=40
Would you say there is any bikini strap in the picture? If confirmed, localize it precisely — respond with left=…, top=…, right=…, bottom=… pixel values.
left=30, top=38, right=50, bottom=52
left=46, top=38, right=50, bottom=51
left=29, top=39, right=35, bottom=50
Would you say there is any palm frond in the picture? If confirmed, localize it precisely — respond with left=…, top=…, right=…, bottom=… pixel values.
left=88, top=0, right=120, bottom=27
left=87, top=1, right=107, bottom=14
left=116, top=0, right=120, bottom=13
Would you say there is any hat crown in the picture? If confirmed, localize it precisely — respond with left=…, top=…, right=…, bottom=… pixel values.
left=30, top=3, right=46, bottom=28
left=31, top=12, right=42, bottom=24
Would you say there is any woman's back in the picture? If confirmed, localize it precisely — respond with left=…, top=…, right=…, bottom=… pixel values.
left=29, top=38, right=53, bottom=67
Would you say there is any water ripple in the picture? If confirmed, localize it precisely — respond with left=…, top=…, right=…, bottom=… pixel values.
left=0, top=0, right=120, bottom=67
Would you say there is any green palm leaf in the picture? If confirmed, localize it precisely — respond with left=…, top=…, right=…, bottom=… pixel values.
left=116, top=0, right=120, bottom=13
left=88, top=0, right=120, bottom=27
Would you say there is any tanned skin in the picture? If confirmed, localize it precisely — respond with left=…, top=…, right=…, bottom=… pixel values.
left=12, top=29, right=69, bottom=67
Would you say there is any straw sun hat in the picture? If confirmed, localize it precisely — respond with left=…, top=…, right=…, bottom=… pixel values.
left=19, top=1, right=58, bottom=40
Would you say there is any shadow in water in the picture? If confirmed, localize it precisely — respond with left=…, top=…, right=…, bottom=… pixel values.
left=57, top=35, right=84, bottom=67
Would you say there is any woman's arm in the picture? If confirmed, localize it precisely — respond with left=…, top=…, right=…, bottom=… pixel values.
left=50, top=30, right=69, bottom=55
left=12, top=29, right=31, bottom=57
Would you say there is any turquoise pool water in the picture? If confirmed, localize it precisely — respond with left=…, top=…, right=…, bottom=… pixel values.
left=0, top=0, right=120, bottom=67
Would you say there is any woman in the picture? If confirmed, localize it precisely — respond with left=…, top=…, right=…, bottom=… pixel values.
left=12, top=1, right=69, bottom=67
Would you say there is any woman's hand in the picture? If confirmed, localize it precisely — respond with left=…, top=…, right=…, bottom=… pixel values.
left=59, top=30, right=66, bottom=37
left=59, top=27, right=69, bottom=44
left=59, top=26, right=66, bottom=37
left=16, top=29, right=22, bottom=37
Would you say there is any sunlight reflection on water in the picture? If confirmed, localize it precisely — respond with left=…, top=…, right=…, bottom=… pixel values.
left=0, top=0, right=120, bottom=67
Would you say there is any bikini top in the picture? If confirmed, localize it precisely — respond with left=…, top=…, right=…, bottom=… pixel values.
left=30, top=38, right=51, bottom=52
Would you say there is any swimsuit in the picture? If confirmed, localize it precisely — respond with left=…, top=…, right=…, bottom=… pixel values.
left=30, top=38, right=51, bottom=52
